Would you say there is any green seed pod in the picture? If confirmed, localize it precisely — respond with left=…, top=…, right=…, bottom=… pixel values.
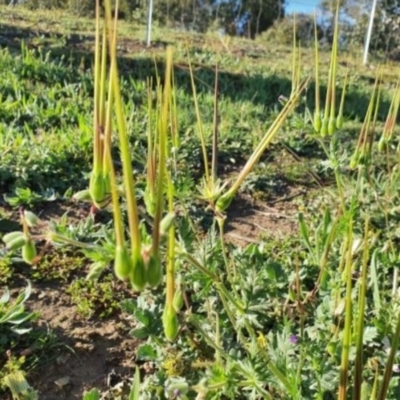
left=144, top=187, right=156, bottom=217
left=6, top=235, right=28, bottom=251
left=89, top=171, right=107, bottom=208
left=86, top=261, right=107, bottom=281
left=22, top=240, right=37, bottom=264
left=328, top=116, right=336, bottom=135
left=130, top=253, right=147, bottom=291
left=326, top=341, right=336, bottom=357
left=114, top=245, right=132, bottom=280
left=321, top=118, right=328, bottom=137
left=160, top=212, right=176, bottom=237
left=102, top=171, right=111, bottom=194
left=23, top=211, right=39, bottom=228
left=313, top=112, right=322, bottom=133
left=215, top=193, right=234, bottom=214
left=173, top=288, right=183, bottom=312
left=336, top=114, right=343, bottom=130
left=378, top=137, right=386, bottom=152
left=2, top=231, right=25, bottom=245
left=163, top=304, right=179, bottom=341
left=73, top=189, right=92, bottom=202
left=146, top=252, right=163, bottom=288
left=349, top=152, right=359, bottom=170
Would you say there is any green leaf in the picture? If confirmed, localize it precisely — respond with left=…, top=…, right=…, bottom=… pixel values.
left=363, top=327, right=378, bottom=345
left=0, top=288, right=10, bottom=304
left=136, top=344, right=157, bottom=361
left=370, top=249, right=381, bottom=311
left=129, top=327, right=149, bottom=339
left=129, top=366, right=141, bottom=400
left=298, top=213, right=312, bottom=252
left=82, top=389, right=101, bottom=400
left=23, top=211, right=39, bottom=227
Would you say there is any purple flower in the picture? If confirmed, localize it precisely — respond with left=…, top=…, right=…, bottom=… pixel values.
left=173, top=389, right=181, bottom=399
left=278, top=95, right=289, bottom=105
left=289, top=334, right=299, bottom=345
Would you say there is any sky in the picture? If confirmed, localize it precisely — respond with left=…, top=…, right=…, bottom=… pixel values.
left=285, top=0, right=321, bottom=15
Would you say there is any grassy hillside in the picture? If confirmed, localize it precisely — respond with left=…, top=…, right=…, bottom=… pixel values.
left=1, top=6, right=400, bottom=400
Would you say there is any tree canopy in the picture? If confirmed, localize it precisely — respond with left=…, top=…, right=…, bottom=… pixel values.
left=8, top=0, right=285, bottom=38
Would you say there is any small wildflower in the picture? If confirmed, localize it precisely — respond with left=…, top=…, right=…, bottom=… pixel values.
left=257, top=332, right=267, bottom=349
left=173, top=389, right=181, bottom=399
left=289, top=334, right=299, bottom=344
left=278, top=94, right=289, bottom=105
left=393, top=364, right=400, bottom=373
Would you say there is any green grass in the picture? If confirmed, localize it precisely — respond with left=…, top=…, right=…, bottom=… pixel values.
left=2, top=6, right=400, bottom=400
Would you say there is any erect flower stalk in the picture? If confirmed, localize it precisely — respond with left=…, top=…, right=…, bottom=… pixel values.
left=163, top=168, right=178, bottom=340
left=104, top=0, right=145, bottom=290
left=188, top=51, right=210, bottom=183
left=313, top=11, right=321, bottom=133
left=336, top=70, right=348, bottom=130
left=379, top=75, right=400, bottom=151
left=291, top=14, right=298, bottom=96
left=338, top=219, right=354, bottom=400
left=89, top=2, right=111, bottom=209
left=163, top=54, right=179, bottom=339
left=328, top=4, right=340, bottom=135
left=151, top=47, right=173, bottom=257
left=321, top=2, right=340, bottom=136
left=350, top=72, right=381, bottom=169
left=102, top=46, right=132, bottom=281
left=353, top=217, right=370, bottom=400
left=215, top=79, right=308, bottom=213
left=145, top=78, right=157, bottom=217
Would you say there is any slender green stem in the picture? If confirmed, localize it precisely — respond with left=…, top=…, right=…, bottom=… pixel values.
left=338, top=220, right=354, bottom=400
left=179, top=249, right=245, bottom=312
left=166, top=139, right=175, bottom=306
left=178, top=249, right=218, bottom=281
left=377, top=310, right=400, bottom=399
left=47, top=233, right=96, bottom=249
left=211, top=63, right=219, bottom=183
left=314, top=11, right=320, bottom=117
left=152, top=47, right=173, bottom=254
left=318, top=139, right=346, bottom=212
left=188, top=52, right=210, bottom=182
left=103, top=62, right=125, bottom=248
left=105, top=1, right=141, bottom=256
left=93, top=0, right=101, bottom=171
left=227, top=79, right=308, bottom=198
left=216, top=216, right=234, bottom=282
left=353, top=217, right=370, bottom=400
left=329, top=4, right=339, bottom=121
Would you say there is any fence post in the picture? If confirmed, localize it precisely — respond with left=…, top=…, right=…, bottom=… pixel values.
left=363, top=0, right=378, bottom=65
left=146, top=0, right=154, bottom=47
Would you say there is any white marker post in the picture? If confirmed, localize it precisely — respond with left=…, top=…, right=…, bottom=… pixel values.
left=146, top=0, right=154, bottom=47
left=363, top=0, right=378, bottom=65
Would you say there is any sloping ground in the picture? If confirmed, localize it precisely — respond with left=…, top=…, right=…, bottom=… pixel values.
left=1, top=6, right=400, bottom=400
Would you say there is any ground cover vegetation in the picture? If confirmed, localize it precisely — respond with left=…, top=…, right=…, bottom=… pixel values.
left=2, top=1, right=400, bottom=399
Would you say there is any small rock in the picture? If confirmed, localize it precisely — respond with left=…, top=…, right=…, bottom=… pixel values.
left=55, top=376, right=71, bottom=387
left=56, top=353, right=70, bottom=365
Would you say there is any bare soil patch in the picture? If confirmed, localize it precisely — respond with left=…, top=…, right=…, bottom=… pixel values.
left=225, top=190, right=304, bottom=246
left=3, top=283, right=138, bottom=400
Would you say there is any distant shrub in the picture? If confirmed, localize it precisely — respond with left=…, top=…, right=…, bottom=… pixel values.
left=260, top=14, right=323, bottom=46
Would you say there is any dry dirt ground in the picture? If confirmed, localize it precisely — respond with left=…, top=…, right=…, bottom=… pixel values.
left=27, top=286, right=138, bottom=400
